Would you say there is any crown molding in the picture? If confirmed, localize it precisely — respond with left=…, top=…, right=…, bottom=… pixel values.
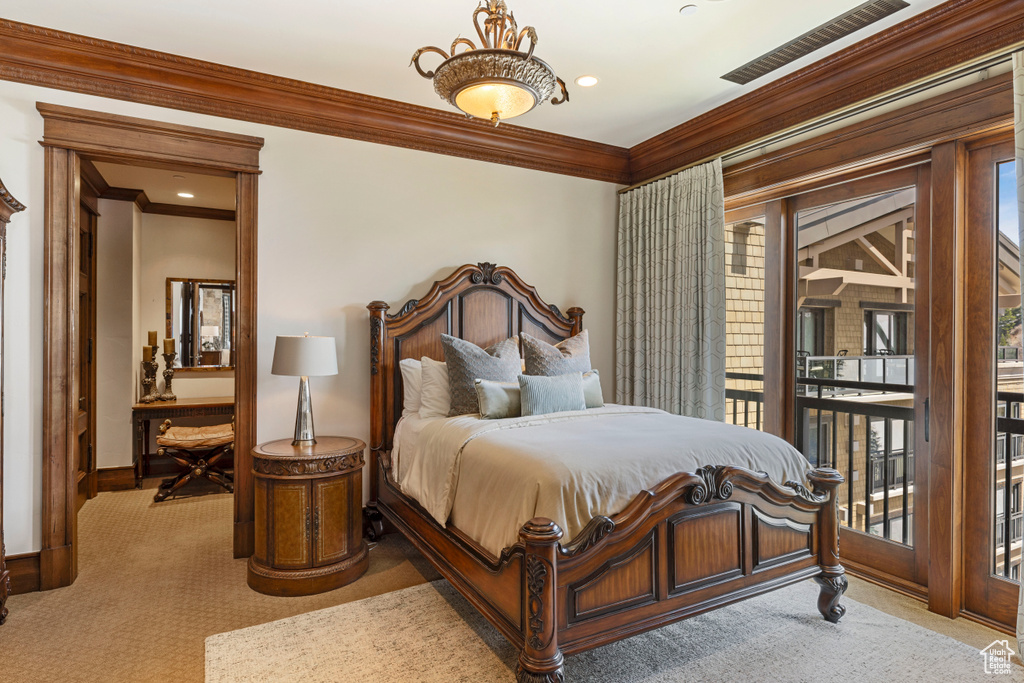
left=0, top=19, right=630, bottom=184
left=628, top=0, right=1024, bottom=184
left=0, top=0, right=1021, bottom=189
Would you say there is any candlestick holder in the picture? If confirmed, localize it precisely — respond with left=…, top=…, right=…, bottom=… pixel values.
left=140, top=346, right=160, bottom=403
left=159, top=352, right=178, bottom=401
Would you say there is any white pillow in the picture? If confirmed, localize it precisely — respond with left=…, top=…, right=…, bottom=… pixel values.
left=399, top=358, right=423, bottom=416
left=419, top=357, right=450, bottom=418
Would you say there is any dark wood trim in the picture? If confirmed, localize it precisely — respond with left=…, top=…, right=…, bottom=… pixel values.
left=800, top=298, right=841, bottom=309
left=762, top=199, right=792, bottom=441
left=842, top=557, right=928, bottom=602
left=0, top=21, right=629, bottom=184
left=94, top=182, right=236, bottom=222
left=233, top=171, right=258, bottom=559
left=37, top=103, right=262, bottom=173
left=630, top=0, right=1024, bottom=183
left=927, top=140, right=966, bottom=618
left=96, top=466, right=136, bottom=492
left=962, top=136, right=1018, bottom=630
left=39, top=105, right=261, bottom=589
left=143, top=203, right=235, bottom=222
left=6, top=552, right=40, bottom=595
left=723, top=74, right=1013, bottom=205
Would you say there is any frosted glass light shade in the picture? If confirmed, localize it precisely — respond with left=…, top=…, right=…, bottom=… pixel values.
left=271, top=335, right=338, bottom=377
left=455, top=82, right=536, bottom=122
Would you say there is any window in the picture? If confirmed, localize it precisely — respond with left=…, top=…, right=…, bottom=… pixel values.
left=797, top=308, right=825, bottom=356
left=864, top=310, right=908, bottom=355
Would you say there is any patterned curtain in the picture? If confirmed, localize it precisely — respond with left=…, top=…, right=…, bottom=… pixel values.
left=615, top=158, right=726, bottom=420
left=1015, top=49, right=1024, bottom=660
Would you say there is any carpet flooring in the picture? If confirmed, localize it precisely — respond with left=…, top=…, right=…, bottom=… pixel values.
left=2, top=483, right=1019, bottom=682
left=206, top=578, right=1023, bottom=683
left=3, top=485, right=440, bottom=683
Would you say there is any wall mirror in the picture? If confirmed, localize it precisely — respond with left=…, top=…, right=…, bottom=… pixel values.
left=166, top=277, right=235, bottom=370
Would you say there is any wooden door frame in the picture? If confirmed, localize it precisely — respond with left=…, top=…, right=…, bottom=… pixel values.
left=962, top=134, right=1019, bottom=629
left=38, top=103, right=263, bottom=589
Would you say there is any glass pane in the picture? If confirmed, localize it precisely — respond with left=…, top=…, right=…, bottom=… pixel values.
left=795, top=187, right=917, bottom=546
left=993, top=160, right=1022, bottom=581
left=724, top=216, right=766, bottom=431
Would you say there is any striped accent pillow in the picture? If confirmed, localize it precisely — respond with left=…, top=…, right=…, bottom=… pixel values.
left=519, top=372, right=586, bottom=416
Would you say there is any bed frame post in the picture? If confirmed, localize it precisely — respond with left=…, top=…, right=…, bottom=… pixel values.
left=365, top=301, right=389, bottom=540
left=566, top=307, right=584, bottom=336
left=808, top=467, right=848, bottom=623
left=517, top=518, right=565, bottom=683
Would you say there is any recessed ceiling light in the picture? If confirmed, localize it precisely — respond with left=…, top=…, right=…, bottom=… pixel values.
left=172, top=174, right=186, bottom=179
left=177, top=192, right=194, bottom=199
left=574, top=75, right=599, bottom=87
left=679, top=4, right=698, bottom=15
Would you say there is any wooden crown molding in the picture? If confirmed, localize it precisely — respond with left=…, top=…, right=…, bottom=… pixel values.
left=629, top=0, right=1024, bottom=184
left=1, top=20, right=630, bottom=184
left=1, top=1, right=1022, bottom=189
left=81, top=154, right=237, bottom=222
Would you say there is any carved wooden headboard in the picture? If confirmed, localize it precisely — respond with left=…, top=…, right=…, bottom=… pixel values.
left=367, top=262, right=584, bottom=500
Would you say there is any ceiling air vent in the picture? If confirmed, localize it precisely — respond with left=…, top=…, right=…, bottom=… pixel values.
left=720, top=0, right=910, bottom=86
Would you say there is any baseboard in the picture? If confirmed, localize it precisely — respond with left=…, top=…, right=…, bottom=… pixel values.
left=6, top=552, right=41, bottom=594
left=97, top=466, right=136, bottom=492
left=843, top=557, right=928, bottom=602
left=234, top=520, right=254, bottom=559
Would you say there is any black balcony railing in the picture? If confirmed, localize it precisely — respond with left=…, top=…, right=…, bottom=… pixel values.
left=996, top=511, right=1024, bottom=549
left=796, top=375, right=915, bottom=545
left=725, top=371, right=764, bottom=431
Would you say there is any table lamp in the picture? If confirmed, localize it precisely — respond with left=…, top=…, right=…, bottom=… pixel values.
left=272, top=334, right=338, bottom=445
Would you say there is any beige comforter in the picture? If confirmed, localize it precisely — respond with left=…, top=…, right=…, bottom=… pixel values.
left=394, top=406, right=812, bottom=557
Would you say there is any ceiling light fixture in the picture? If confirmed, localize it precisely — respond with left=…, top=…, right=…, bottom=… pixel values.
left=575, top=75, right=599, bottom=87
left=679, top=4, right=698, bottom=15
left=411, top=0, right=569, bottom=126
left=177, top=192, right=194, bottom=199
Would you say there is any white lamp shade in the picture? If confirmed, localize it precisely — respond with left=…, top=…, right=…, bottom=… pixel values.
left=271, top=335, right=339, bottom=377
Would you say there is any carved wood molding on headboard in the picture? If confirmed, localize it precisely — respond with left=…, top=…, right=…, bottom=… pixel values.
left=366, top=262, right=584, bottom=502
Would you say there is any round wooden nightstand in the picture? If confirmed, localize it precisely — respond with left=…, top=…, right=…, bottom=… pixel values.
left=247, top=436, right=369, bottom=596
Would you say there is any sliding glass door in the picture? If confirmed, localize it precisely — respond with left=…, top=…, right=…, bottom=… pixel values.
left=963, top=137, right=1021, bottom=626
left=789, top=166, right=930, bottom=586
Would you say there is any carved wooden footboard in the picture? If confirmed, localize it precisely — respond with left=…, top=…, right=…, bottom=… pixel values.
left=367, top=263, right=846, bottom=683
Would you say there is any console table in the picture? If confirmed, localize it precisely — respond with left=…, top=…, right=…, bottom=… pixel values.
left=131, top=396, right=234, bottom=487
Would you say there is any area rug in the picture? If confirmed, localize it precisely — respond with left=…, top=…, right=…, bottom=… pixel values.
left=206, top=579, right=1017, bottom=682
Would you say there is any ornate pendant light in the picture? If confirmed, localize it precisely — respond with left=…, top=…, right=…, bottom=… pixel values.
left=411, top=1, right=569, bottom=126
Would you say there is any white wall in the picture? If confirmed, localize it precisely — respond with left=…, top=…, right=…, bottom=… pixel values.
left=0, top=80, right=619, bottom=555
left=137, top=212, right=236, bottom=400
left=95, top=199, right=137, bottom=468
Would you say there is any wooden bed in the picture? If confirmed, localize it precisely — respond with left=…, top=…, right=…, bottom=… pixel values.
left=365, top=262, right=847, bottom=683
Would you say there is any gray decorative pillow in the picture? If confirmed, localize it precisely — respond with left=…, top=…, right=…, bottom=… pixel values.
left=582, top=370, right=604, bottom=409
left=519, top=372, right=586, bottom=416
left=522, top=330, right=591, bottom=376
left=474, top=379, right=521, bottom=419
left=442, top=334, right=521, bottom=416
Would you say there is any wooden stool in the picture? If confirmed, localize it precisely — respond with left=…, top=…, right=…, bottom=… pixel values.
left=153, top=419, right=235, bottom=502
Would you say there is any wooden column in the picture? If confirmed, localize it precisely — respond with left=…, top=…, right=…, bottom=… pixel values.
left=517, top=518, right=564, bottom=683
left=927, top=140, right=965, bottom=618
left=40, top=146, right=79, bottom=590
left=233, top=171, right=259, bottom=559
left=763, top=198, right=795, bottom=442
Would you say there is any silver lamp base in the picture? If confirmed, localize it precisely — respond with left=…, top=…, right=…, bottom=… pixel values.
left=292, top=375, right=316, bottom=446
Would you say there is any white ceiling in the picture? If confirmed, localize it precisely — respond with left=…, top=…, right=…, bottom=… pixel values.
left=6, top=0, right=948, bottom=147
left=93, top=161, right=236, bottom=210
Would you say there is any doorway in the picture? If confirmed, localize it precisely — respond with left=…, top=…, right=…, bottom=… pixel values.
left=37, top=103, right=263, bottom=589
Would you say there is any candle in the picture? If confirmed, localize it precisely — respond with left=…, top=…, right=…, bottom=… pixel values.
left=143, top=346, right=153, bottom=362
left=164, top=338, right=175, bottom=355
left=148, top=330, right=157, bottom=346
